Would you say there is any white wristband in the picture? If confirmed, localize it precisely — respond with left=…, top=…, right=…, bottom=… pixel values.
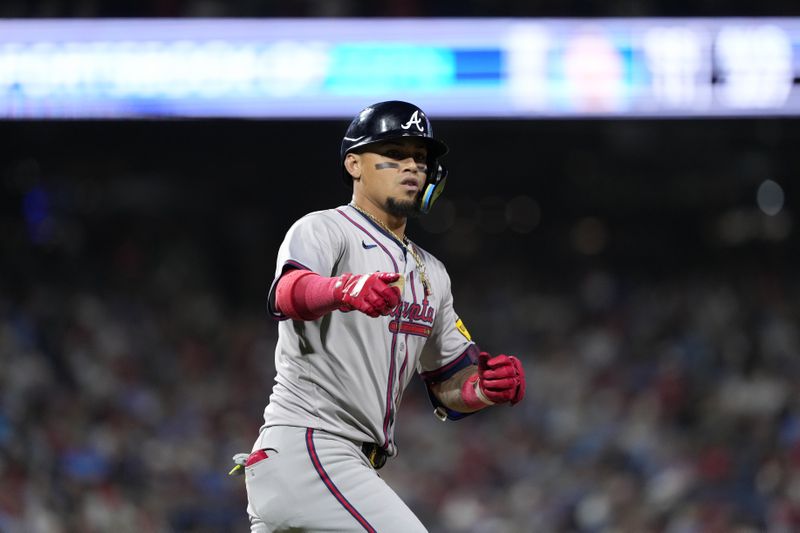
left=475, top=379, right=495, bottom=406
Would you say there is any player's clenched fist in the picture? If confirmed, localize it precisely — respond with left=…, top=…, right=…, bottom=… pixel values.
left=335, top=272, right=402, bottom=317
left=477, top=351, right=525, bottom=405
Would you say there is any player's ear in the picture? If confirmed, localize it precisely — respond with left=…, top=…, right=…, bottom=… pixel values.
left=344, top=153, right=362, bottom=180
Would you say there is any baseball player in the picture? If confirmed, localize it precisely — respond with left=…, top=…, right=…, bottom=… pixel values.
left=239, top=101, right=526, bottom=532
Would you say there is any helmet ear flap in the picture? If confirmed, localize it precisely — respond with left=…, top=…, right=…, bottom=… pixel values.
left=419, top=164, right=448, bottom=214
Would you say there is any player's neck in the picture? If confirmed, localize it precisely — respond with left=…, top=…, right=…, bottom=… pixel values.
left=352, top=198, right=407, bottom=241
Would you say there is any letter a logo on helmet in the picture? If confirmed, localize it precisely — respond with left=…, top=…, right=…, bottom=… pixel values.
left=400, top=110, right=424, bottom=132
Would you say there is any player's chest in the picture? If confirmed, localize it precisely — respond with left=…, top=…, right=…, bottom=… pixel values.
left=345, top=234, right=408, bottom=272
left=342, top=237, right=440, bottom=340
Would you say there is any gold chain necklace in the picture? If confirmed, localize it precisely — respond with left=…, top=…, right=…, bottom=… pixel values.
left=351, top=203, right=432, bottom=297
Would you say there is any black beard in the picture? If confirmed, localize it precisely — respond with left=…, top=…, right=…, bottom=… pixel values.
left=385, top=197, right=419, bottom=218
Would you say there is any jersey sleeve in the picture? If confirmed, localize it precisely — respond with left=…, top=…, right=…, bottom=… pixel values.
left=419, top=267, right=477, bottom=378
left=267, top=212, right=345, bottom=320
left=417, top=266, right=480, bottom=419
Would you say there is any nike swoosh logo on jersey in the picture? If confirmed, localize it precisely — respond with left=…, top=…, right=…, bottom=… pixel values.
left=362, top=240, right=378, bottom=249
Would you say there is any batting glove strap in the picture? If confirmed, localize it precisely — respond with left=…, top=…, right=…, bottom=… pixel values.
left=460, top=373, right=495, bottom=410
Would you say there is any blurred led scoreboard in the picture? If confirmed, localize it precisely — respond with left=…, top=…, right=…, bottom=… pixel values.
left=1, top=18, right=799, bottom=118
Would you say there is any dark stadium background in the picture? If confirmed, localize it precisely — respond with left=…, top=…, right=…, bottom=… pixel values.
left=3, top=118, right=798, bottom=298
left=3, top=117, right=799, bottom=531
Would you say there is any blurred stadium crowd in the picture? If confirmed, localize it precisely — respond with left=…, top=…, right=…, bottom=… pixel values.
left=3, top=235, right=800, bottom=532
left=1, top=116, right=800, bottom=532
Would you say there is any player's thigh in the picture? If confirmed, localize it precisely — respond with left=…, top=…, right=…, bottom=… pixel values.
left=244, top=445, right=290, bottom=532
left=246, top=426, right=426, bottom=532
left=307, top=429, right=427, bottom=533
left=245, top=458, right=283, bottom=533
left=245, top=426, right=314, bottom=531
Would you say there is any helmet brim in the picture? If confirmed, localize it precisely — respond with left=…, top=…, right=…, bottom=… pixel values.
left=344, top=131, right=448, bottom=159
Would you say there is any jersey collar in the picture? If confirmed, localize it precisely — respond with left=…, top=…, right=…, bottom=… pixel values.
left=346, top=204, right=410, bottom=255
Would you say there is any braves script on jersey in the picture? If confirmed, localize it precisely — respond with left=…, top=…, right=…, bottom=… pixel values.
left=256, top=204, right=476, bottom=456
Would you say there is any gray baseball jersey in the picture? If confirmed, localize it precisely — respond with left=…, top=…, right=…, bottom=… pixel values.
left=255, top=204, right=477, bottom=456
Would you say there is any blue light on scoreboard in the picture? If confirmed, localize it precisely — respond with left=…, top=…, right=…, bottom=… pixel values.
left=454, top=50, right=503, bottom=84
left=325, top=44, right=456, bottom=94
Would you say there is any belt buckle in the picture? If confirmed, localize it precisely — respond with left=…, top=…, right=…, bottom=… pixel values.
left=361, top=443, right=387, bottom=470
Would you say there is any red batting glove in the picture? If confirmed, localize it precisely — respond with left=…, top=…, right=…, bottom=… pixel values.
left=477, top=351, right=526, bottom=405
left=334, top=272, right=402, bottom=318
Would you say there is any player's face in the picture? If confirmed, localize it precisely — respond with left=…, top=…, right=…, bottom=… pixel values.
left=354, top=139, right=428, bottom=217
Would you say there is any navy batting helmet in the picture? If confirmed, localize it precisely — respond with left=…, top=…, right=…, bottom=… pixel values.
left=340, top=101, right=449, bottom=214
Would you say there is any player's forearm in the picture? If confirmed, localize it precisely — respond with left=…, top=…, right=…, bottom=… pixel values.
left=275, top=269, right=341, bottom=321
left=430, top=365, right=490, bottom=413
left=431, top=351, right=527, bottom=416
left=275, top=269, right=402, bottom=321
